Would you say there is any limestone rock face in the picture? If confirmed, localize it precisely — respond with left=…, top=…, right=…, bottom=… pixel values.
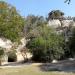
left=73, top=22, right=75, bottom=26
left=48, top=19, right=75, bottom=28
left=61, top=20, right=74, bottom=27
left=16, top=38, right=26, bottom=51
left=48, top=19, right=61, bottom=28
left=0, top=38, right=12, bottom=50
left=16, top=52, right=32, bottom=62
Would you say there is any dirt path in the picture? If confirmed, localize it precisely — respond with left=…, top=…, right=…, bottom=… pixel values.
left=0, top=60, right=75, bottom=72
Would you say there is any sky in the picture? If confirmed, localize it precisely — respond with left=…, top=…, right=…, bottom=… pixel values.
left=4, top=0, right=75, bottom=17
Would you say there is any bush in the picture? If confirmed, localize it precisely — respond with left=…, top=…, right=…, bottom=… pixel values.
left=26, top=26, right=65, bottom=62
left=8, top=51, right=17, bottom=62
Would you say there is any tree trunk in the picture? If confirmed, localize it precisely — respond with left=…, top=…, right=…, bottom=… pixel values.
left=21, top=52, right=28, bottom=63
left=0, top=58, right=2, bottom=66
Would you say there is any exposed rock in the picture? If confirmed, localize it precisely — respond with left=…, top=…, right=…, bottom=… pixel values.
left=0, top=37, right=31, bottom=65
left=61, top=20, right=74, bottom=27
left=16, top=52, right=32, bottom=62
left=52, top=59, right=58, bottom=63
left=15, top=38, right=26, bottom=51
left=48, top=19, right=61, bottom=28
left=0, top=38, right=12, bottom=50
left=48, top=19, right=75, bottom=28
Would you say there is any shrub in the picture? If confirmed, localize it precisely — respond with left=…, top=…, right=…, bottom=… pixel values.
left=26, top=26, right=65, bottom=62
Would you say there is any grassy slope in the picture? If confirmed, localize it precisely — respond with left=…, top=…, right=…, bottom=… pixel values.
left=0, top=64, right=75, bottom=75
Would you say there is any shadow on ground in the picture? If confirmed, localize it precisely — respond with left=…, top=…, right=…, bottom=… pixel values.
left=2, top=61, right=33, bottom=67
left=38, top=60, right=75, bottom=73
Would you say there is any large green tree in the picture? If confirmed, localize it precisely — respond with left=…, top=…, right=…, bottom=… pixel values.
left=0, top=1, right=25, bottom=42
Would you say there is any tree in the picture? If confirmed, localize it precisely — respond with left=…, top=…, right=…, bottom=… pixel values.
left=48, top=10, right=64, bottom=20
left=24, top=15, right=47, bottom=39
left=0, top=47, right=4, bottom=65
left=0, top=1, right=25, bottom=42
left=26, top=26, right=65, bottom=62
left=20, top=47, right=28, bottom=62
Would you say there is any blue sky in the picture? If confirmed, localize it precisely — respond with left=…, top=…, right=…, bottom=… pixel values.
left=5, top=0, right=75, bottom=17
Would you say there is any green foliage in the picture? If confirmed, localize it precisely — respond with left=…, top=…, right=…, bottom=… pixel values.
left=25, top=15, right=65, bottom=62
left=26, top=26, right=65, bottom=62
left=0, top=1, right=25, bottom=42
left=48, top=10, right=64, bottom=20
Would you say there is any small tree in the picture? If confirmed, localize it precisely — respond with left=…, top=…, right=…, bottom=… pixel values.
left=0, top=47, right=4, bottom=65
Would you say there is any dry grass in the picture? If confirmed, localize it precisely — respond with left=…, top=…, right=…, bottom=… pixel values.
left=0, top=63, right=75, bottom=75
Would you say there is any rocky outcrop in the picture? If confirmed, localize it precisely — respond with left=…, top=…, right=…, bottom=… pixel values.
left=0, top=37, right=32, bottom=64
left=61, top=20, right=74, bottom=27
left=15, top=38, right=26, bottom=51
left=48, top=19, right=75, bottom=28
left=48, top=19, right=61, bottom=28
left=0, top=38, right=26, bottom=51
left=0, top=38, right=12, bottom=50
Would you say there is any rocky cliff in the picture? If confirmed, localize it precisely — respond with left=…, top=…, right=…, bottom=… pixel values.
left=48, top=19, right=75, bottom=28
